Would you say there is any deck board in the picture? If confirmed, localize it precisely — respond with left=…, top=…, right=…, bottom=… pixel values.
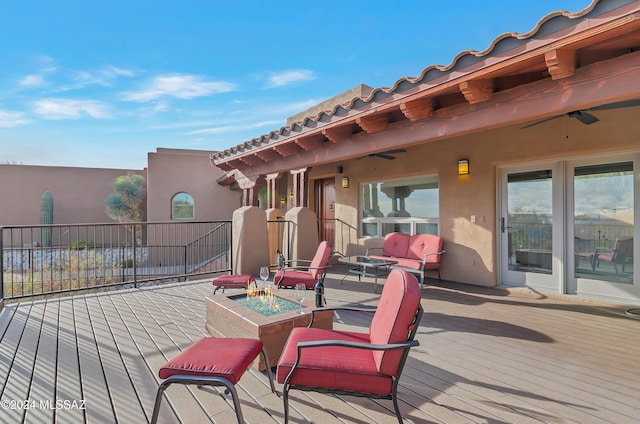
left=1, top=271, right=639, bottom=423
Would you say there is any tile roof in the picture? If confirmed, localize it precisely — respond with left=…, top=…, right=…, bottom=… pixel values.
left=211, top=0, right=637, bottom=169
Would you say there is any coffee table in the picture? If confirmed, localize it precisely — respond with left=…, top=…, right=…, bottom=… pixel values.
left=338, top=255, right=398, bottom=293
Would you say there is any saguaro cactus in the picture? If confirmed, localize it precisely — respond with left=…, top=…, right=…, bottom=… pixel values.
left=41, top=191, right=53, bottom=247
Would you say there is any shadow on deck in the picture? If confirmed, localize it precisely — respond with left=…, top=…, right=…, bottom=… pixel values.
left=0, top=267, right=638, bottom=423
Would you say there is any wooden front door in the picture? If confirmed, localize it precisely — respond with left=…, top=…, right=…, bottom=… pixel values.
left=316, top=179, right=336, bottom=246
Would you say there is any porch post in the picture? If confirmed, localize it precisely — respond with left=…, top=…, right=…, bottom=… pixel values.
left=266, top=172, right=280, bottom=209
left=237, top=175, right=265, bottom=207
left=290, top=167, right=310, bottom=207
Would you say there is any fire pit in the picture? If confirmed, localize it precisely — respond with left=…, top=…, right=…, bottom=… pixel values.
left=205, top=285, right=334, bottom=370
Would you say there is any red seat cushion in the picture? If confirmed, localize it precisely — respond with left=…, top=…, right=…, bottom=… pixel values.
left=159, top=338, right=262, bottom=385
left=276, top=327, right=393, bottom=395
left=212, top=274, right=253, bottom=288
left=273, top=270, right=316, bottom=289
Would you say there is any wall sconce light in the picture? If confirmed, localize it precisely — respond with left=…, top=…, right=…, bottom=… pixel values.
left=289, top=192, right=294, bottom=200
left=458, top=159, right=470, bottom=175
left=280, top=197, right=286, bottom=207
left=341, top=176, right=350, bottom=189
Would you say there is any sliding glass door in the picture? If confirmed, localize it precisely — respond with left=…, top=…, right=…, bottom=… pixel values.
left=499, top=162, right=562, bottom=290
left=568, top=156, right=638, bottom=301
left=500, top=154, right=639, bottom=303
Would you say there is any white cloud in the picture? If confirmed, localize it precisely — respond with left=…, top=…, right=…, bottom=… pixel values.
left=66, top=66, right=137, bottom=90
left=189, top=120, right=282, bottom=135
left=266, top=69, right=315, bottom=88
left=121, top=74, right=236, bottom=102
left=0, top=110, right=30, bottom=128
left=20, top=74, right=46, bottom=88
left=33, top=98, right=111, bottom=120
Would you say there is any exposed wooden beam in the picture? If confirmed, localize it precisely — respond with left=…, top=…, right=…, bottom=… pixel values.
left=295, top=134, right=326, bottom=150
left=239, top=154, right=265, bottom=166
left=399, top=98, right=435, bottom=121
left=459, top=79, right=493, bottom=104
left=356, top=112, right=389, bottom=133
left=238, top=50, right=640, bottom=176
left=545, top=49, right=576, bottom=80
left=273, top=143, right=301, bottom=157
left=255, top=149, right=282, bottom=162
left=322, top=125, right=353, bottom=143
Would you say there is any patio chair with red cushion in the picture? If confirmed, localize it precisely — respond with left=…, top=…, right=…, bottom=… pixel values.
left=274, top=241, right=332, bottom=289
left=594, top=236, right=633, bottom=273
left=276, top=269, right=423, bottom=424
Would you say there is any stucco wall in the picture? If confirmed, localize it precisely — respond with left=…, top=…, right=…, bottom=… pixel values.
left=0, top=165, right=144, bottom=225
left=317, top=106, right=640, bottom=287
left=146, top=148, right=241, bottom=222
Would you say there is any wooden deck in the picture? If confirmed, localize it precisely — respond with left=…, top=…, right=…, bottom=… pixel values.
left=1, top=269, right=639, bottom=423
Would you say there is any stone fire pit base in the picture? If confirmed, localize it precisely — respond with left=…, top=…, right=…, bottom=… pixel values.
left=205, top=290, right=334, bottom=371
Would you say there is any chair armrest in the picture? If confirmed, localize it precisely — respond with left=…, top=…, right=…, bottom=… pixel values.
left=365, top=247, right=383, bottom=255
left=297, top=339, right=419, bottom=352
left=421, top=250, right=445, bottom=264
left=309, top=305, right=376, bottom=327
left=281, top=264, right=330, bottom=272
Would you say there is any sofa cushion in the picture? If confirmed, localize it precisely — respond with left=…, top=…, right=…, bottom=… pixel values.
left=369, top=270, right=421, bottom=375
left=276, top=328, right=393, bottom=395
left=406, top=234, right=443, bottom=263
left=396, top=258, right=424, bottom=270
left=381, top=232, right=410, bottom=258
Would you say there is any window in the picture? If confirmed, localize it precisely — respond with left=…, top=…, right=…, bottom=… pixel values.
left=172, top=192, right=194, bottom=219
left=361, top=175, right=439, bottom=237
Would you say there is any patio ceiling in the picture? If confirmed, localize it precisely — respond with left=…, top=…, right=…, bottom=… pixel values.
left=211, top=0, right=640, bottom=179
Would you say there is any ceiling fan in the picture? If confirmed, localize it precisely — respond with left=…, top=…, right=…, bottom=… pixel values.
left=365, top=148, right=407, bottom=160
left=522, top=98, right=640, bottom=129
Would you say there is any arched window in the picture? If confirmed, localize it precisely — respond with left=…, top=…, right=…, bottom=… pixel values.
left=172, top=192, right=194, bottom=219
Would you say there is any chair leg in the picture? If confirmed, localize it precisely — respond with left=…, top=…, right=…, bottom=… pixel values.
left=261, top=347, right=276, bottom=393
left=282, top=384, right=291, bottom=424
left=391, top=383, right=404, bottom=424
left=150, top=375, right=245, bottom=424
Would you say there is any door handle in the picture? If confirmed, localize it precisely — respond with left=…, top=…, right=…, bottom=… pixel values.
left=501, top=217, right=512, bottom=233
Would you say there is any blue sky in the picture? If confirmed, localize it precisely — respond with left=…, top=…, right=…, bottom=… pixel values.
left=0, top=1, right=593, bottom=169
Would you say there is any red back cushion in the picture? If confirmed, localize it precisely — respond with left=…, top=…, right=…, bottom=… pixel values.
left=309, top=241, right=332, bottom=279
left=369, top=269, right=421, bottom=375
left=381, top=232, right=410, bottom=257
left=407, top=234, right=443, bottom=263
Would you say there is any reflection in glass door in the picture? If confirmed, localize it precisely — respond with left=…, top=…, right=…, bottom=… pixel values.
left=572, top=161, right=635, bottom=295
left=500, top=165, right=559, bottom=289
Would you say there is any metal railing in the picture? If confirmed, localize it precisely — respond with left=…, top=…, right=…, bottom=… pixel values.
left=1, top=221, right=232, bottom=301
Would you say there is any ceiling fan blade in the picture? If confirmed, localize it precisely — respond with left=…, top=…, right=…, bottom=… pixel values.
left=521, top=115, right=563, bottom=129
left=588, top=98, right=640, bottom=111
left=569, top=110, right=599, bottom=125
left=375, top=153, right=396, bottom=160
left=383, top=148, right=407, bottom=154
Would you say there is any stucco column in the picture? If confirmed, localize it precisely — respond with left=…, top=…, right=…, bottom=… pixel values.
left=232, top=206, right=269, bottom=275
left=266, top=208, right=285, bottom=266
left=283, top=207, right=319, bottom=263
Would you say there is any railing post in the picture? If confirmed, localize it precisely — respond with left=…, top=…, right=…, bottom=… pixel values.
left=184, top=245, right=188, bottom=276
left=132, top=224, right=138, bottom=288
left=1, top=228, right=4, bottom=300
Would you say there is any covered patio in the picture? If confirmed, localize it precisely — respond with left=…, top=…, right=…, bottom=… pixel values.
left=0, top=269, right=638, bottom=423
